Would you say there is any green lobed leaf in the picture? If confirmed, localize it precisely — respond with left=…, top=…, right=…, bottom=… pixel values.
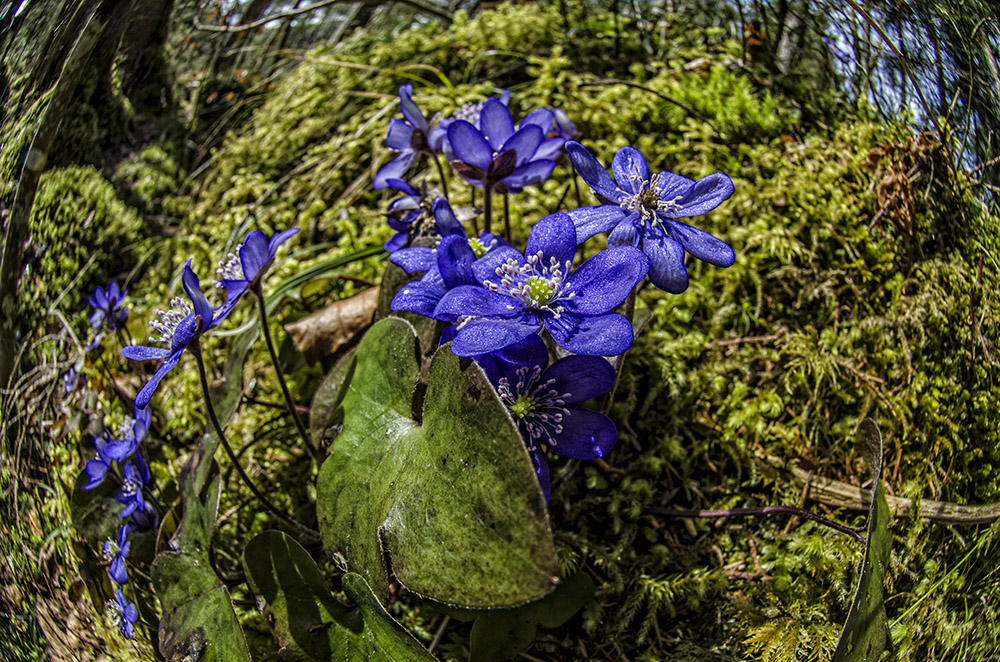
left=316, top=317, right=558, bottom=608
left=151, top=473, right=251, bottom=662
left=243, top=530, right=437, bottom=661
left=832, top=419, right=893, bottom=662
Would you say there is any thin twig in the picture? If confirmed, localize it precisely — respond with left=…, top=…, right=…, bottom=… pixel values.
left=647, top=505, right=866, bottom=544
left=578, top=78, right=716, bottom=128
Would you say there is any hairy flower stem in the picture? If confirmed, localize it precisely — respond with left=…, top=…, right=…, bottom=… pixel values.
left=192, top=343, right=320, bottom=541
left=503, top=193, right=512, bottom=242
left=252, top=285, right=320, bottom=462
left=431, top=152, right=450, bottom=203
left=647, top=505, right=867, bottom=544
left=602, top=286, right=637, bottom=414
left=483, top=185, right=493, bottom=234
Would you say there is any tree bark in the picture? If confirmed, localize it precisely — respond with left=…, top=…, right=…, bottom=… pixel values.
left=0, top=0, right=115, bottom=390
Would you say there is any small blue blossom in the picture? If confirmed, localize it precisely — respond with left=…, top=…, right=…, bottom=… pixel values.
left=566, top=142, right=735, bottom=293
left=122, top=260, right=224, bottom=409
left=474, top=334, right=617, bottom=501
left=116, top=459, right=150, bottom=519
left=88, top=282, right=129, bottom=331
left=103, top=524, right=131, bottom=585
left=63, top=367, right=85, bottom=393
left=213, top=227, right=300, bottom=317
left=82, top=433, right=118, bottom=489
left=446, top=97, right=562, bottom=193
left=434, top=212, right=649, bottom=357
left=108, top=589, right=139, bottom=639
left=390, top=199, right=507, bottom=318
left=374, top=84, right=445, bottom=190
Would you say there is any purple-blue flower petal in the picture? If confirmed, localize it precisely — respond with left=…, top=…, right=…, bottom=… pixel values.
left=499, top=124, right=543, bottom=166
left=529, top=446, right=550, bottom=502
left=544, top=311, right=633, bottom=356
left=525, top=212, right=577, bottom=268
left=549, top=407, right=617, bottom=459
left=432, top=198, right=465, bottom=237
left=611, top=146, right=650, bottom=194
left=238, top=230, right=269, bottom=281
left=449, top=316, right=541, bottom=356
left=502, top=159, right=556, bottom=193
left=668, top=219, right=735, bottom=267
left=384, top=232, right=409, bottom=252
left=391, top=275, right=447, bottom=319
left=672, top=172, right=736, bottom=217
left=434, top=286, right=519, bottom=319
left=374, top=151, right=417, bottom=190
left=448, top=120, right=493, bottom=170
left=645, top=231, right=689, bottom=294
left=471, top=245, right=523, bottom=282
left=385, top=117, right=414, bottom=150
left=566, top=141, right=620, bottom=203
left=608, top=219, right=640, bottom=246
left=563, top=246, right=648, bottom=315
left=437, top=235, right=478, bottom=289
left=543, top=355, right=615, bottom=404
left=134, top=351, right=183, bottom=409
left=398, top=83, right=428, bottom=133
left=390, top=247, right=436, bottom=273
left=267, top=227, right=300, bottom=257
left=181, top=260, right=213, bottom=326
left=519, top=108, right=554, bottom=132
left=533, top=136, right=566, bottom=161
left=122, top=345, right=171, bottom=361
left=565, top=205, right=628, bottom=243
left=479, top=98, right=515, bottom=151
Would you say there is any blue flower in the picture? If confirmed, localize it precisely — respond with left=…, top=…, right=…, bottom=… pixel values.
left=566, top=142, right=735, bottom=293
left=88, top=281, right=129, bottom=331
left=474, top=334, right=617, bottom=501
left=81, top=407, right=150, bottom=489
left=82, top=433, right=118, bottom=489
left=374, top=84, right=444, bottom=190
left=108, top=589, right=139, bottom=639
left=446, top=98, right=562, bottom=193
left=103, top=524, right=131, bottom=585
left=434, top=212, right=649, bottom=357
left=116, top=459, right=149, bottom=519
left=63, top=367, right=84, bottom=393
left=213, top=227, right=299, bottom=317
left=390, top=199, right=507, bottom=318
left=121, top=260, right=221, bottom=409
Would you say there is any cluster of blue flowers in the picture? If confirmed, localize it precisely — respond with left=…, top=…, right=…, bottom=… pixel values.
left=79, top=230, right=299, bottom=638
left=376, top=84, right=734, bottom=497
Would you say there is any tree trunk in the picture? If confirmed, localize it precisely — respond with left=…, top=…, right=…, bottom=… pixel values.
left=0, top=0, right=115, bottom=390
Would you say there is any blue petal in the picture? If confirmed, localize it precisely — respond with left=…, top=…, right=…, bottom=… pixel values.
left=611, top=146, right=650, bottom=194
left=181, top=260, right=213, bottom=326
left=384, top=232, right=408, bottom=252
left=448, top=120, right=493, bottom=170
left=566, top=205, right=627, bottom=243
left=390, top=247, right=435, bottom=273
left=434, top=286, right=521, bottom=319
left=502, top=159, right=555, bottom=193
left=494, top=332, right=548, bottom=369
left=668, top=218, right=735, bottom=267
left=645, top=230, right=688, bottom=294
left=519, top=108, right=554, bottom=132
left=533, top=136, right=566, bottom=161
left=432, top=198, right=465, bottom=237
left=134, top=351, right=183, bottom=409
left=545, top=312, right=633, bottom=356
left=553, top=108, right=577, bottom=139
left=109, top=555, right=128, bottom=585
left=450, top=317, right=541, bottom=356
left=480, top=98, right=515, bottom=151
left=437, top=235, right=478, bottom=289
left=543, top=355, right=616, bottom=404
left=529, top=445, right=550, bottom=502
left=374, top=151, right=416, bottom=190
left=672, top=172, right=736, bottom=217
left=83, top=457, right=110, bottom=489
left=526, top=212, right=577, bottom=268
left=608, top=219, right=640, bottom=246
left=500, top=124, right=543, bottom=166
left=389, top=179, right=419, bottom=196
left=564, top=246, right=648, bottom=315
left=566, top=141, right=620, bottom=202
left=212, top=285, right=250, bottom=325
left=267, top=227, right=300, bottom=258
left=385, top=117, right=414, bottom=150
left=391, top=275, right=447, bottom=319
left=653, top=169, right=694, bottom=199
left=122, top=345, right=171, bottom=361
left=398, top=83, right=428, bottom=133
left=548, top=407, right=617, bottom=459
left=239, top=230, right=269, bottom=281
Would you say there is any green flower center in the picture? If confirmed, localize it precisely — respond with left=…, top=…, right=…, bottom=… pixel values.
left=469, top=237, right=488, bottom=258
left=525, top=275, right=555, bottom=304
left=511, top=395, right=534, bottom=419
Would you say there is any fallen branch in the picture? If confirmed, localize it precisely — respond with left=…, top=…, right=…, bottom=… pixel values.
left=757, top=450, right=1000, bottom=524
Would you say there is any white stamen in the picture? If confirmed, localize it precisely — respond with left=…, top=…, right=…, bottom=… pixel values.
left=498, top=365, right=573, bottom=447
left=481, top=253, right=575, bottom=319
left=148, top=297, right=191, bottom=343
left=213, top=252, right=241, bottom=288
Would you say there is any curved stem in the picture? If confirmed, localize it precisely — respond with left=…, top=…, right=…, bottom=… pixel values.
left=192, top=343, right=320, bottom=541
left=431, top=152, right=450, bottom=202
left=647, top=505, right=866, bottom=544
left=253, top=285, right=319, bottom=461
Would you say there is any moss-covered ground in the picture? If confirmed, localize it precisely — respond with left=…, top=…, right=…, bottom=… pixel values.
left=3, top=4, right=999, bottom=660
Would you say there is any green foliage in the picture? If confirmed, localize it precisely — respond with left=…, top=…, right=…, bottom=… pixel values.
left=316, top=317, right=558, bottom=608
